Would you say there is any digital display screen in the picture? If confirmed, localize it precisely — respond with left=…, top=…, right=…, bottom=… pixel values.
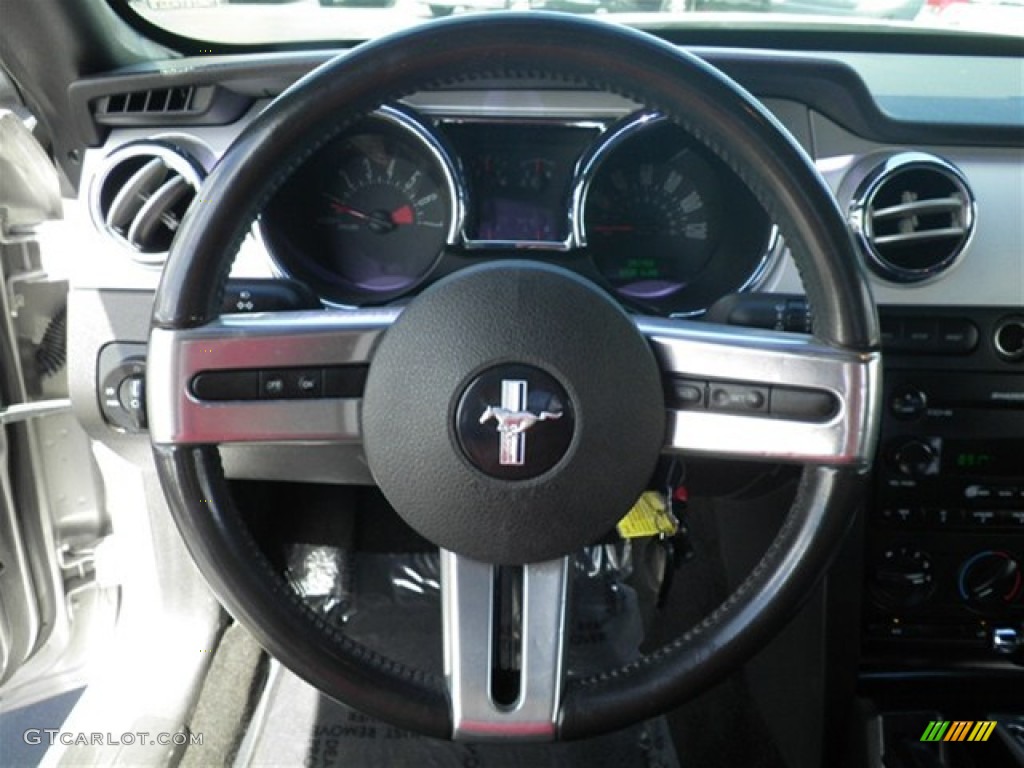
left=442, top=122, right=599, bottom=243
left=478, top=198, right=557, bottom=242
left=943, top=440, right=1024, bottom=477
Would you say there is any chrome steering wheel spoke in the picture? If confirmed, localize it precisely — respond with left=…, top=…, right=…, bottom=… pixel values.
left=639, top=316, right=881, bottom=467
left=441, top=551, right=569, bottom=741
left=147, top=308, right=398, bottom=446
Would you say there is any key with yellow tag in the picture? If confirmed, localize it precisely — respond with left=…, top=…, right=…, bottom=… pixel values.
left=617, top=491, right=679, bottom=539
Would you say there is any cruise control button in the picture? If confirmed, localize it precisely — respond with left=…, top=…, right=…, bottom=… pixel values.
left=285, top=369, right=322, bottom=398
left=191, top=371, right=261, bottom=401
left=323, top=366, right=369, bottom=398
left=669, top=378, right=706, bottom=409
left=709, top=383, right=768, bottom=412
left=260, top=371, right=287, bottom=398
left=772, top=387, right=838, bottom=421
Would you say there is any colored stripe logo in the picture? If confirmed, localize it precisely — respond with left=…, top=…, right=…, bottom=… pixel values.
left=920, top=721, right=997, bottom=742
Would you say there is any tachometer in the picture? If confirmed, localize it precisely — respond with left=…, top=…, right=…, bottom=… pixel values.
left=579, top=114, right=775, bottom=316
left=317, top=133, right=449, bottom=293
left=261, top=107, right=460, bottom=306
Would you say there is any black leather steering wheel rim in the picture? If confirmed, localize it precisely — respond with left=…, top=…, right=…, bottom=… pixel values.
left=150, top=13, right=879, bottom=741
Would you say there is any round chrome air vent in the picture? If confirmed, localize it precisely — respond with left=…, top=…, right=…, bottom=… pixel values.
left=89, top=141, right=205, bottom=265
left=849, top=153, right=975, bottom=284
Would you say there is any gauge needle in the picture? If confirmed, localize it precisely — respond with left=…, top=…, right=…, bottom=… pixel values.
left=329, top=200, right=371, bottom=221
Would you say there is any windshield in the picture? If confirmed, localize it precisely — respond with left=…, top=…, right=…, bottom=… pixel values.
left=125, top=0, right=1023, bottom=46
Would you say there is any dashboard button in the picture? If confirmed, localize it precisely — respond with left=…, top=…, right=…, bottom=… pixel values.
left=283, top=369, right=322, bottom=398
left=937, top=319, right=978, bottom=353
left=709, top=383, right=768, bottom=413
left=920, top=508, right=952, bottom=526
left=964, top=484, right=993, bottom=501
left=996, top=486, right=1018, bottom=501
left=994, top=316, right=1024, bottom=361
left=260, top=371, right=287, bottom=398
left=879, top=318, right=902, bottom=349
left=323, top=366, right=369, bottom=398
left=879, top=507, right=920, bottom=525
left=191, top=371, right=260, bottom=401
left=902, top=319, right=937, bottom=351
left=966, top=510, right=997, bottom=526
left=997, top=510, right=1024, bottom=528
left=771, top=387, right=837, bottom=421
left=889, top=439, right=938, bottom=477
left=669, top=379, right=706, bottom=409
left=889, top=386, right=927, bottom=420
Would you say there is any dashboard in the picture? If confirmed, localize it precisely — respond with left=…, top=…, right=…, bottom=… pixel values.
left=54, top=40, right=1024, bottom=759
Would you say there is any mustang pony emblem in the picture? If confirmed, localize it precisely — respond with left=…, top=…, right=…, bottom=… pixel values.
left=479, top=380, right=563, bottom=466
left=479, top=405, right=563, bottom=435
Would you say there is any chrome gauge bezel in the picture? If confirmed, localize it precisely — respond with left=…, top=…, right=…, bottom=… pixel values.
left=572, top=111, right=781, bottom=317
left=259, top=104, right=466, bottom=307
left=437, top=116, right=607, bottom=253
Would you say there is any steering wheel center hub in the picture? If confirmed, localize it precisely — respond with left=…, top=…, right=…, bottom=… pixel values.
left=361, top=261, right=665, bottom=564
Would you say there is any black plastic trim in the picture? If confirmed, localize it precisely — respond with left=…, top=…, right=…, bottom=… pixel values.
left=69, top=78, right=253, bottom=147
left=72, top=48, right=1024, bottom=150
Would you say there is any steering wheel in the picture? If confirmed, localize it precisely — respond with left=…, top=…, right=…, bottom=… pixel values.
left=147, top=13, right=880, bottom=741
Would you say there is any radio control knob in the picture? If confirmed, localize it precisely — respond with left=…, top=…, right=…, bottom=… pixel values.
left=871, top=546, right=934, bottom=608
left=959, top=551, right=1022, bottom=607
left=890, top=386, right=927, bottom=420
left=889, top=439, right=936, bottom=477
left=994, top=316, right=1024, bottom=362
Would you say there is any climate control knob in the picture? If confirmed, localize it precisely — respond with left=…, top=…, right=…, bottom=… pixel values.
left=959, top=551, right=1022, bottom=608
left=871, top=546, right=934, bottom=608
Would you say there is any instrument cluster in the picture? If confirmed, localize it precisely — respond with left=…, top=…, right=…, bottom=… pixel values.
left=259, top=105, right=777, bottom=316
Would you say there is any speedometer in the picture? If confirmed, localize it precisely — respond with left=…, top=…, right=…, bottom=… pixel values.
left=261, top=107, right=461, bottom=306
left=579, top=114, right=776, bottom=316
left=584, top=147, right=722, bottom=299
